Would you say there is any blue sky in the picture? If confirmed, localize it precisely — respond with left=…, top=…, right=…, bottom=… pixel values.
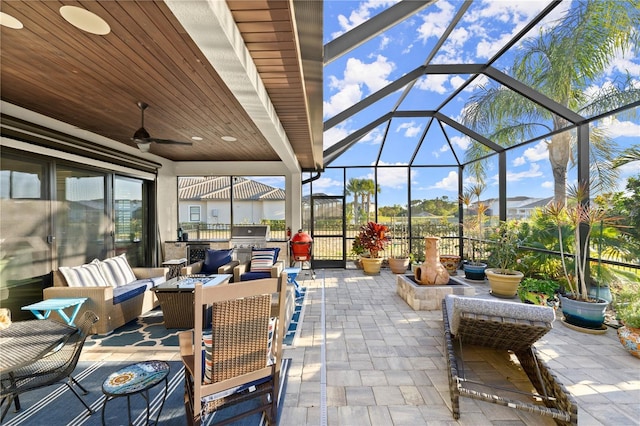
left=313, top=0, right=640, bottom=206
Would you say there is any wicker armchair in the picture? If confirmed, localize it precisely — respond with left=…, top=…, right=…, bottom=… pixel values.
left=0, top=311, right=99, bottom=421
left=179, top=273, right=286, bottom=425
left=442, top=295, right=578, bottom=425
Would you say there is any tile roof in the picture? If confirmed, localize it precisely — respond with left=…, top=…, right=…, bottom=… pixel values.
left=178, top=177, right=285, bottom=201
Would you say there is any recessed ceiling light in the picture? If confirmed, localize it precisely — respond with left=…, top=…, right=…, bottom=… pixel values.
left=191, top=136, right=203, bottom=141
left=0, top=12, right=24, bottom=29
left=59, top=6, right=110, bottom=35
left=221, top=136, right=237, bottom=142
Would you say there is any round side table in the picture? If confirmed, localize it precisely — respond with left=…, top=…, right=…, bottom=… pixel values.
left=101, top=360, right=170, bottom=426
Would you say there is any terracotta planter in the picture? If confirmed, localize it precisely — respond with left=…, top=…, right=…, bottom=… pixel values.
left=618, top=326, right=640, bottom=358
left=485, top=269, right=523, bottom=298
left=388, top=257, right=410, bottom=274
left=360, top=256, right=383, bottom=275
left=415, top=237, right=449, bottom=285
left=439, top=254, right=460, bottom=274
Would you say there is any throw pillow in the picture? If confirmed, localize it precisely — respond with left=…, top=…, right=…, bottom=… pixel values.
left=201, top=249, right=233, bottom=274
left=100, top=254, right=137, bottom=287
left=250, top=249, right=275, bottom=273
left=59, top=260, right=110, bottom=287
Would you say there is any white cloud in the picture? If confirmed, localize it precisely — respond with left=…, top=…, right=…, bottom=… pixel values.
left=440, top=144, right=449, bottom=153
left=323, top=124, right=350, bottom=150
left=396, top=121, right=421, bottom=137
left=323, top=83, right=362, bottom=118
left=379, top=35, right=390, bottom=51
left=451, top=135, right=471, bottom=150
left=365, top=162, right=413, bottom=189
left=449, top=75, right=467, bottom=91
left=416, top=74, right=450, bottom=94
left=312, top=177, right=343, bottom=192
left=430, top=171, right=459, bottom=191
left=505, top=163, right=543, bottom=182
left=541, top=181, right=553, bottom=189
left=323, top=55, right=395, bottom=118
left=513, top=156, right=526, bottom=167
left=417, top=0, right=456, bottom=42
left=360, top=127, right=384, bottom=145
left=331, top=0, right=399, bottom=39
left=523, top=141, right=549, bottom=162
left=600, top=116, right=640, bottom=138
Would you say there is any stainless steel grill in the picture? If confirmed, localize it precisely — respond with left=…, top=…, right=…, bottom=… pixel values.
left=229, top=225, right=270, bottom=263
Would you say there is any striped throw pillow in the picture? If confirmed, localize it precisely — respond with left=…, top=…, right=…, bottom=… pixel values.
left=59, top=260, right=110, bottom=287
left=100, top=254, right=137, bottom=287
left=250, top=249, right=275, bottom=272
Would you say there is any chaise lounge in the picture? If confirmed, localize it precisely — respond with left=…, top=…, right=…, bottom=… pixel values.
left=442, top=294, right=578, bottom=425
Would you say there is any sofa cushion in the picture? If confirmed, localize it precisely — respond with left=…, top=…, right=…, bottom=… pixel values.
left=249, top=247, right=280, bottom=273
left=100, top=254, right=137, bottom=287
left=241, top=271, right=272, bottom=281
left=59, top=260, right=110, bottom=288
left=112, top=280, right=149, bottom=305
left=201, top=249, right=233, bottom=275
left=445, top=294, right=556, bottom=335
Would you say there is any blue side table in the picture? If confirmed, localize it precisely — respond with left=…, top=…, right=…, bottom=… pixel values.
left=283, top=267, right=302, bottom=297
left=21, top=297, right=87, bottom=326
left=101, top=360, right=169, bottom=426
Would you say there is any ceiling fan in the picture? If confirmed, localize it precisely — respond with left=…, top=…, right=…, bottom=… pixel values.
left=132, top=101, right=193, bottom=152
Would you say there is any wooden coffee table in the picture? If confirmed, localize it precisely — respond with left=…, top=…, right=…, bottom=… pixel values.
left=153, top=274, right=231, bottom=328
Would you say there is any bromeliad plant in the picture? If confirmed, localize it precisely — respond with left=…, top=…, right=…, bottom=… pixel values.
left=544, top=182, right=614, bottom=302
left=355, top=221, right=390, bottom=258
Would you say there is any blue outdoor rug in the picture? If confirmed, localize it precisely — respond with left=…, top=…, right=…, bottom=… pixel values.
left=2, top=359, right=291, bottom=426
left=84, top=287, right=307, bottom=349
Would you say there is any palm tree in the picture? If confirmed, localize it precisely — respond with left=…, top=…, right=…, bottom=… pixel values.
left=346, top=178, right=366, bottom=224
left=462, top=0, right=640, bottom=205
left=613, top=146, right=640, bottom=168
left=360, top=179, right=381, bottom=221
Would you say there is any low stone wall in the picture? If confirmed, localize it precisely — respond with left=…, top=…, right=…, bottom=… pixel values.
left=397, top=274, right=475, bottom=310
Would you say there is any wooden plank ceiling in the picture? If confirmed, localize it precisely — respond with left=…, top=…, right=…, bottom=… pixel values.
left=0, top=0, right=322, bottom=170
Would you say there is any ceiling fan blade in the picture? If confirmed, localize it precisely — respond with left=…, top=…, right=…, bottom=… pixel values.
left=132, top=101, right=193, bottom=147
left=147, top=137, right=193, bottom=146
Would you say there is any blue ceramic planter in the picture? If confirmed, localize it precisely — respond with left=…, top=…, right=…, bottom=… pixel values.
left=463, top=263, right=487, bottom=281
left=560, top=294, right=607, bottom=330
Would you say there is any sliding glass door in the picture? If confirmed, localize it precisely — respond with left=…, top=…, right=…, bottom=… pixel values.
left=0, top=155, right=52, bottom=319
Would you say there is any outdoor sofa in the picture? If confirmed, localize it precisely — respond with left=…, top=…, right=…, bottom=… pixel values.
left=45, top=254, right=167, bottom=335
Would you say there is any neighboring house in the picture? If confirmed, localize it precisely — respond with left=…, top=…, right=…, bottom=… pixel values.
left=468, top=196, right=552, bottom=220
left=178, top=177, right=285, bottom=225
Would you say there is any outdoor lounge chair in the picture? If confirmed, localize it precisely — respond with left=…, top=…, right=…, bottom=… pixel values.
left=0, top=311, right=99, bottom=421
left=179, top=272, right=286, bottom=425
left=442, top=294, right=578, bottom=425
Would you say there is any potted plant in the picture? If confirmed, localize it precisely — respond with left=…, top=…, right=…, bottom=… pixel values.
left=355, top=221, right=390, bottom=275
left=517, top=277, right=560, bottom=307
left=460, top=184, right=488, bottom=280
left=351, top=236, right=366, bottom=269
left=544, top=182, right=613, bottom=330
left=614, top=286, right=640, bottom=358
left=388, top=237, right=410, bottom=274
left=485, top=220, right=525, bottom=297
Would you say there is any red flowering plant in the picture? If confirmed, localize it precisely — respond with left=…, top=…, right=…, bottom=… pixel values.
left=354, top=222, right=390, bottom=258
